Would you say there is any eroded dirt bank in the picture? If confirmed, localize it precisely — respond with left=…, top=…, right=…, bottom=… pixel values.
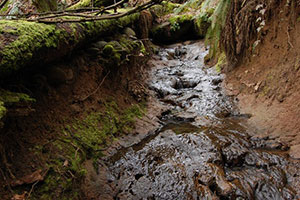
left=224, top=2, right=300, bottom=159
left=97, top=41, right=300, bottom=199
left=0, top=26, right=154, bottom=199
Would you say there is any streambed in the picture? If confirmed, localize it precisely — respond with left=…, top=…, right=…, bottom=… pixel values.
left=100, top=41, right=300, bottom=200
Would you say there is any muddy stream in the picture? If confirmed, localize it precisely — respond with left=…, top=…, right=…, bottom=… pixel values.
left=99, top=41, right=300, bottom=199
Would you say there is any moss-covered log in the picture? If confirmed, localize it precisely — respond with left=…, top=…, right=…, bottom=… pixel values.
left=0, top=13, right=140, bottom=78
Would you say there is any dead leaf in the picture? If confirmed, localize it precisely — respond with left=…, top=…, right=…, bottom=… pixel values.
left=254, top=81, right=261, bottom=92
left=63, top=160, right=69, bottom=167
left=11, top=192, right=27, bottom=200
left=11, top=169, right=45, bottom=187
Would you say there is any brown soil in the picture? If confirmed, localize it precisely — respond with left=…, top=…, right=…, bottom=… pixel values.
left=224, top=2, right=300, bottom=159
left=0, top=40, right=152, bottom=199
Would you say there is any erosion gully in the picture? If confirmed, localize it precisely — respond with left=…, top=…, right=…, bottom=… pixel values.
left=99, top=40, right=300, bottom=199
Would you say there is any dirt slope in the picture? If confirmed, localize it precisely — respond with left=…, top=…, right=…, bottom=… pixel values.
left=224, top=2, right=300, bottom=159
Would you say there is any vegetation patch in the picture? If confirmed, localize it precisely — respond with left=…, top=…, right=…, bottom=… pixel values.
left=0, top=89, right=35, bottom=124
left=29, top=101, right=145, bottom=199
left=150, top=1, right=180, bottom=17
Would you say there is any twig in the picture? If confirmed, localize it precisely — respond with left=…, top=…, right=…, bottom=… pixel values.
left=0, top=0, right=124, bottom=18
left=26, top=180, right=39, bottom=200
left=80, top=71, right=110, bottom=101
left=96, top=0, right=125, bottom=15
left=32, top=12, right=96, bottom=21
left=26, top=168, right=49, bottom=200
left=74, top=147, right=80, bottom=159
left=31, top=1, right=157, bottom=23
left=287, top=26, right=294, bottom=48
left=0, top=167, right=13, bottom=195
left=66, top=0, right=80, bottom=9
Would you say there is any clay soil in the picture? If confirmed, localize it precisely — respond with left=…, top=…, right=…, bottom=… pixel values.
left=224, top=4, right=300, bottom=159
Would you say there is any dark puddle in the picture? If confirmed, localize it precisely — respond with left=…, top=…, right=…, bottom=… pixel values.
left=103, top=41, right=300, bottom=200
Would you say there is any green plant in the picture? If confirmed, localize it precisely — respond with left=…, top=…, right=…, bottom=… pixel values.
left=205, top=0, right=231, bottom=59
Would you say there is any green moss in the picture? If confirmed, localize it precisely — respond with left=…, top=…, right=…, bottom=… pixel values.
left=150, top=1, right=180, bottom=17
left=0, top=20, right=63, bottom=76
left=102, top=35, right=144, bottom=66
left=103, top=44, right=114, bottom=55
left=205, top=0, right=231, bottom=59
left=169, top=14, right=193, bottom=25
left=215, top=52, right=226, bottom=72
left=194, top=12, right=211, bottom=38
left=168, top=14, right=193, bottom=31
left=174, top=0, right=203, bottom=14
left=0, top=101, right=6, bottom=120
left=0, top=12, right=140, bottom=78
left=140, top=42, right=147, bottom=55
left=0, top=89, right=35, bottom=105
left=119, top=35, right=141, bottom=52
left=0, top=0, right=12, bottom=14
left=0, top=89, right=35, bottom=124
left=30, top=101, right=145, bottom=199
left=68, top=0, right=91, bottom=9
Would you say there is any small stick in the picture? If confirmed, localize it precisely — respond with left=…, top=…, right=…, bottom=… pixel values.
left=80, top=71, right=110, bottom=101
left=26, top=181, right=39, bottom=200
left=30, top=1, right=156, bottom=23
left=287, top=26, right=294, bottom=48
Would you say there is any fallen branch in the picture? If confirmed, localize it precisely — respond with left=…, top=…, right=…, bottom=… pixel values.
left=29, top=1, right=157, bottom=23
left=26, top=180, right=39, bottom=200
left=0, top=0, right=125, bottom=19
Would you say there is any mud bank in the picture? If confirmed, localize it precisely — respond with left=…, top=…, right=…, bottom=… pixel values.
left=224, top=2, right=300, bottom=160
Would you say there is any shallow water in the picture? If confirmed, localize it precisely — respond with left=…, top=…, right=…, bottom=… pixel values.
left=104, top=41, right=300, bottom=200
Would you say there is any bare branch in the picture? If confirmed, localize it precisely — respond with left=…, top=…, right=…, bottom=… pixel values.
left=29, top=1, right=157, bottom=24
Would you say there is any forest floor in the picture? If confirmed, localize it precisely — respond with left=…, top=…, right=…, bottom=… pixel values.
left=224, top=6, right=300, bottom=159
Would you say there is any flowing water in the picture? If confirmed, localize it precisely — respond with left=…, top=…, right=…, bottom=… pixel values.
left=102, top=41, right=300, bottom=199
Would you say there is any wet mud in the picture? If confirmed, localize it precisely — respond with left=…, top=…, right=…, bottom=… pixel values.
left=100, top=41, right=300, bottom=200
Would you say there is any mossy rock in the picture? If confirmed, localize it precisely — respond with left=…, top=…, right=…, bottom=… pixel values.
left=150, top=1, right=181, bottom=17
left=107, top=41, right=124, bottom=51
left=151, top=14, right=194, bottom=43
left=92, top=41, right=107, bottom=49
left=103, top=44, right=115, bottom=55
left=123, top=27, right=136, bottom=37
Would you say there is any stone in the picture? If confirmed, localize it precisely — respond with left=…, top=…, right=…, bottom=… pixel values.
left=86, top=47, right=100, bottom=55
left=92, top=41, right=107, bottom=49
left=46, top=67, right=68, bottom=87
left=211, top=78, right=223, bottom=86
left=65, top=69, right=74, bottom=81
left=289, top=144, right=300, bottom=159
left=123, top=27, right=136, bottom=37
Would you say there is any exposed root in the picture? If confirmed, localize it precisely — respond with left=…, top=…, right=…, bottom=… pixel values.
left=222, top=0, right=281, bottom=67
left=287, top=26, right=294, bottom=49
left=79, top=71, right=110, bottom=102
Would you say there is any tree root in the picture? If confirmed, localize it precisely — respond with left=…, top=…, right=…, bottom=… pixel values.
left=79, top=71, right=110, bottom=102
